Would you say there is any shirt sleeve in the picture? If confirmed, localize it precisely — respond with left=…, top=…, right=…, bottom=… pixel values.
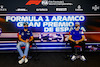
left=30, top=31, right=33, bottom=36
left=70, top=30, right=73, bottom=35
left=19, top=30, right=21, bottom=35
left=81, top=30, right=84, bottom=35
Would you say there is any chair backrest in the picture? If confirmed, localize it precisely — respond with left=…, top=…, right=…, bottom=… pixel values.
left=21, top=45, right=32, bottom=49
left=17, top=33, right=19, bottom=37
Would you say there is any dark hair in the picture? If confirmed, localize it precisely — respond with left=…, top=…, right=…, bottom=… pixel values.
left=23, top=22, right=28, bottom=26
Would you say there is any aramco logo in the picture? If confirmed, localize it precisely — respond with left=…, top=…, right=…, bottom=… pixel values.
left=26, top=0, right=42, bottom=5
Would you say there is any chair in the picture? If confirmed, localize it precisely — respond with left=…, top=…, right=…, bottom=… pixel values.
left=74, top=45, right=82, bottom=59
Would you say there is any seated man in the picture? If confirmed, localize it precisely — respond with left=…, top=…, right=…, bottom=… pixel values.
left=68, top=22, right=86, bottom=61
left=16, top=22, right=33, bottom=64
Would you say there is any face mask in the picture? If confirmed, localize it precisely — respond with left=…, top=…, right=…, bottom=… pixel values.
left=75, top=26, right=80, bottom=29
left=24, top=27, right=28, bottom=29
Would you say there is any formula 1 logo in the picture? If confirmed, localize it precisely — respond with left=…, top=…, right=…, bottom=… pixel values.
left=26, top=0, right=42, bottom=5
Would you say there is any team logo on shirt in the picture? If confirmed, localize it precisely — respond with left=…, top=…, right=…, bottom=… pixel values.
left=73, top=32, right=75, bottom=34
left=27, top=31, right=30, bottom=33
left=27, top=31, right=30, bottom=35
left=79, top=31, right=84, bottom=34
left=21, top=32, right=24, bottom=35
left=27, top=32, right=30, bottom=35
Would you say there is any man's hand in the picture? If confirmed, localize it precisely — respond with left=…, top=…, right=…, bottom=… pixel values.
left=75, top=40, right=80, bottom=44
left=25, top=39, right=29, bottom=43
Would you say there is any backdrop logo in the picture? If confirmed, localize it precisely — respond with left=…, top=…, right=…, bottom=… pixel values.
left=26, top=0, right=42, bottom=5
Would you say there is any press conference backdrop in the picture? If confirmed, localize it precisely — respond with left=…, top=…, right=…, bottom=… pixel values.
left=0, top=14, right=100, bottom=51
left=0, top=0, right=100, bottom=51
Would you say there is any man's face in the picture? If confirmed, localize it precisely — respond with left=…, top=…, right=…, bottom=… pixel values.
left=75, top=24, right=80, bottom=27
left=75, top=24, right=80, bottom=29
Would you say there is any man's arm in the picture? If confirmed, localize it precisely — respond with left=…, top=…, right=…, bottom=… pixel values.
left=29, top=36, right=34, bottom=42
left=77, top=35, right=85, bottom=42
left=68, top=35, right=75, bottom=42
left=19, top=35, right=26, bottom=42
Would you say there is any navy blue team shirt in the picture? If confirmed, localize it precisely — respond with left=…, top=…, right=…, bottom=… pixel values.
left=70, top=29, right=84, bottom=40
left=19, top=30, right=33, bottom=40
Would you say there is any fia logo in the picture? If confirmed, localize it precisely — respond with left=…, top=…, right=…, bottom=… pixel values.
left=41, top=0, right=48, bottom=6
